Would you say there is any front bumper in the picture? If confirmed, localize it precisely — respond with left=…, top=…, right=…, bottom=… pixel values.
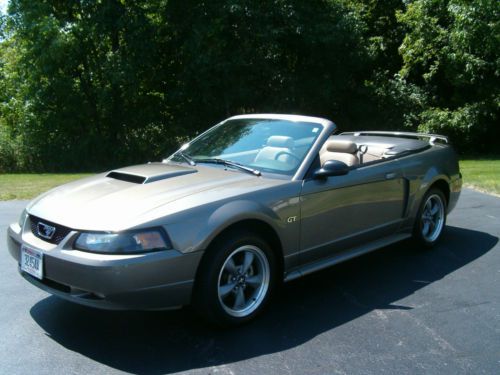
left=7, top=222, right=203, bottom=310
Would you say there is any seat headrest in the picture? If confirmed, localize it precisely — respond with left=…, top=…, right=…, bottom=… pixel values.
left=267, top=135, right=294, bottom=149
left=326, top=139, right=357, bottom=154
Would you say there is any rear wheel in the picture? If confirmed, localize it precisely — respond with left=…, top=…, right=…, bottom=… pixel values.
left=413, top=188, right=447, bottom=248
left=193, top=230, right=277, bottom=326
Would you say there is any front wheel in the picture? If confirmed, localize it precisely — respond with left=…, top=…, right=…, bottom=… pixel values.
left=193, top=230, right=277, bottom=326
left=413, top=188, right=447, bottom=248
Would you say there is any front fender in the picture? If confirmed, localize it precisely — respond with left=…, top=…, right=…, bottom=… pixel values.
left=165, top=195, right=300, bottom=255
left=202, top=200, right=284, bottom=249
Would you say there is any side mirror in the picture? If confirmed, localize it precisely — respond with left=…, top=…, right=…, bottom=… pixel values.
left=313, top=160, right=349, bottom=179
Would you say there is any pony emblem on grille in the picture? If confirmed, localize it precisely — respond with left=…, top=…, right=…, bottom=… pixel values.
left=37, top=222, right=56, bottom=240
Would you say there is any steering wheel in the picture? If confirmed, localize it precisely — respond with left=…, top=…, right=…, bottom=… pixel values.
left=274, top=150, right=301, bottom=163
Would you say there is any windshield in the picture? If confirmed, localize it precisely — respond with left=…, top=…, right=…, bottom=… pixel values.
left=168, top=118, right=323, bottom=176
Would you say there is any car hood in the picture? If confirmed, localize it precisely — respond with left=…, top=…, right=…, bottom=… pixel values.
left=27, top=162, right=282, bottom=231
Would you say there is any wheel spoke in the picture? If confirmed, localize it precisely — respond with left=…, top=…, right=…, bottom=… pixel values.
left=246, top=274, right=262, bottom=288
left=430, top=202, right=440, bottom=215
left=429, top=219, right=436, bottom=230
left=424, top=200, right=432, bottom=214
left=242, top=251, right=254, bottom=273
left=224, top=257, right=237, bottom=274
left=233, top=288, right=246, bottom=309
left=422, top=221, right=430, bottom=236
left=219, top=282, right=236, bottom=298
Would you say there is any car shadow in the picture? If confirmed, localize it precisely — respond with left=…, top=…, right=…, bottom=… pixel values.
left=30, top=226, right=497, bottom=374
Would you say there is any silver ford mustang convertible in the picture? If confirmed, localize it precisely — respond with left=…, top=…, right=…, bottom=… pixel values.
left=7, top=114, right=462, bottom=325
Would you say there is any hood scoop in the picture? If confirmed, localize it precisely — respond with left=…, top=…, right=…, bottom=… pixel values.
left=107, top=171, right=147, bottom=184
left=106, top=163, right=196, bottom=184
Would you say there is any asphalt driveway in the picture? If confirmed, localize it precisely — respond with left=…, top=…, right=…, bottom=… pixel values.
left=1, top=189, right=499, bottom=374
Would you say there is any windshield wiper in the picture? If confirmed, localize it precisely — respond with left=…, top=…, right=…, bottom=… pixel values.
left=177, top=151, right=196, bottom=166
left=195, top=158, right=261, bottom=176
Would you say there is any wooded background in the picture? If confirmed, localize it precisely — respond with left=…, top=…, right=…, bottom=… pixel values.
left=0, top=0, right=498, bottom=172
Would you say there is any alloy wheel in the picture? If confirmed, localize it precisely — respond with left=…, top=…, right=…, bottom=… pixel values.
left=421, top=194, right=445, bottom=242
left=217, top=245, right=270, bottom=318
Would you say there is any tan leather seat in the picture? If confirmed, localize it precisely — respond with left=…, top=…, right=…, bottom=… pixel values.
left=320, top=139, right=359, bottom=166
left=362, top=147, right=386, bottom=162
left=255, top=136, right=296, bottom=165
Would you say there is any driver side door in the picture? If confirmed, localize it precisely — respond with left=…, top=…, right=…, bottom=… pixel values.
left=299, top=159, right=407, bottom=265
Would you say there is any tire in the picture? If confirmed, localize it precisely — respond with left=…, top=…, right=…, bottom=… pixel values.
left=193, top=229, right=277, bottom=326
left=413, top=188, right=447, bottom=248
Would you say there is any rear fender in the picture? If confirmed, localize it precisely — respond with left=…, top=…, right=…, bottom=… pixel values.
left=408, top=166, right=450, bottom=220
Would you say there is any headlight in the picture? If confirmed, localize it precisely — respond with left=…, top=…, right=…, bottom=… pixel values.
left=74, top=228, right=172, bottom=254
left=18, top=209, right=28, bottom=228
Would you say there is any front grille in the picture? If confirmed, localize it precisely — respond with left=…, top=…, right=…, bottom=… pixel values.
left=29, top=215, right=72, bottom=245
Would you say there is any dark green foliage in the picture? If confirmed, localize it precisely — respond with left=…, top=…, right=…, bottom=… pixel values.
left=2, top=0, right=173, bottom=171
left=397, top=0, right=500, bottom=152
left=164, top=0, right=368, bottom=129
left=0, top=0, right=498, bottom=172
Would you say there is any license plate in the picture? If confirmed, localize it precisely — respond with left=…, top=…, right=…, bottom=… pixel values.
left=20, top=245, right=43, bottom=280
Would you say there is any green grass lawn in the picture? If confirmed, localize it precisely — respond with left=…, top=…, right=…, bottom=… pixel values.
left=460, top=159, right=500, bottom=196
left=0, top=174, right=91, bottom=201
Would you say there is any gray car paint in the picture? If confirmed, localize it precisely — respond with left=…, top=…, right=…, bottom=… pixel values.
left=300, top=157, right=406, bottom=264
left=6, top=114, right=461, bottom=310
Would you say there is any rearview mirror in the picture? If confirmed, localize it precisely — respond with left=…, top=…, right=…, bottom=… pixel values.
left=313, top=160, right=349, bottom=179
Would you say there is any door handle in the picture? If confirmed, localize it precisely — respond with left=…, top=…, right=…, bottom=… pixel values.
left=385, top=172, right=397, bottom=180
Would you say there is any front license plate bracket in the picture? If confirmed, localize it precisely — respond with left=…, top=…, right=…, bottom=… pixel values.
left=20, top=245, right=44, bottom=280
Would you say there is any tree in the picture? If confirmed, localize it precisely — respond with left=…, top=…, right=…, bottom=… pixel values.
left=3, top=0, right=173, bottom=171
left=1, top=0, right=498, bottom=172
left=397, top=0, right=500, bottom=152
left=164, top=0, right=370, bottom=130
